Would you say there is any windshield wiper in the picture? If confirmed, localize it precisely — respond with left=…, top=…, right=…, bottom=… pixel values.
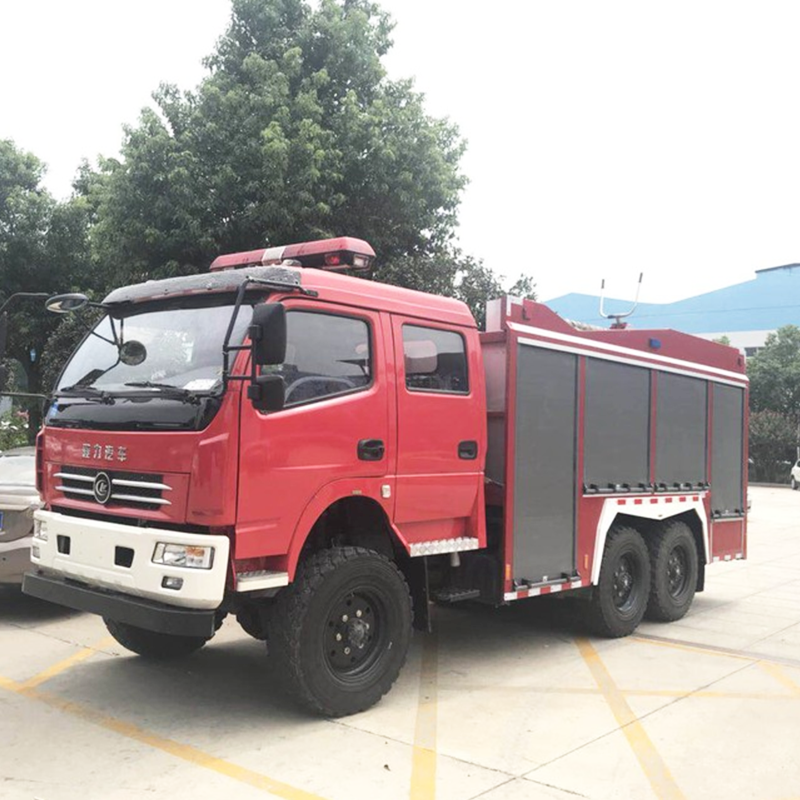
left=122, top=381, right=198, bottom=403
left=57, top=385, right=115, bottom=404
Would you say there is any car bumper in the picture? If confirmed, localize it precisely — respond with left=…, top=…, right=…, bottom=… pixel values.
left=30, top=509, right=230, bottom=610
left=0, top=535, right=33, bottom=584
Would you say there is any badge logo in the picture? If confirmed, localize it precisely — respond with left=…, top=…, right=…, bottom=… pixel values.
left=81, top=444, right=127, bottom=462
left=93, top=472, right=112, bottom=505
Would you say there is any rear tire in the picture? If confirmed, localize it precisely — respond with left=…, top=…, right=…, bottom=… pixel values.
left=586, top=526, right=650, bottom=638
left=104, top=618, right=210, bottom=658
left=268, top=546, right=413, bottom=717
left=645, top=520, right=698, bottom=622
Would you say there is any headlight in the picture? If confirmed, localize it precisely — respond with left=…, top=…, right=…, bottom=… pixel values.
left=33, top=519, right=48, bottom=541
left=152, top=543, right=214, bottom=570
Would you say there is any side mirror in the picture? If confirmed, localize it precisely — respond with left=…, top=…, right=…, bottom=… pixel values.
left=45, top=293, right=90, bottom=314
left=250, top=303, right=286, bottom=366
left=248, top=374, right=285, bottom=412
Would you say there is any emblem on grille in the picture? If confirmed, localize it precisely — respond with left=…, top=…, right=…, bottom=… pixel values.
left=93, top=472, right=112, bottom=505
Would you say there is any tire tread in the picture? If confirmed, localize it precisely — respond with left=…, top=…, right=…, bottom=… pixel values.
left=268, top=546, right=412, bottom=717
left=644, top=520, right=698, bottom=622
left=586, top=526, right=650, bottom=638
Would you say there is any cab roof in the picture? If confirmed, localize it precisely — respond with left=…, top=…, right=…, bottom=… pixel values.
left=103, top=264, right=476, bottom=329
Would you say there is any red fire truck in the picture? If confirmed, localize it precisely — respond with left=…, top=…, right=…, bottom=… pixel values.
left=23, top=237, right=748, bottom=716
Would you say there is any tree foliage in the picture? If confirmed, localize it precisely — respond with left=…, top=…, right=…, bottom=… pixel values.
left=4, top=0, right=538, bottom=438
left=78, top=0, right=534, bottom=316
left=748, top=325, right=800, bottom=421
left=83, top=0, right=461, bottom=282
left=748, top=410, right=796, bottom=483
left=0, top=139, right=92, bottom=429
left=747, top=325, right=800, bottom=482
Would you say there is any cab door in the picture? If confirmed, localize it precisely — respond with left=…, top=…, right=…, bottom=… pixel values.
left=237, top=302, right=392, bottom=561
left=390, top=316, right=485, bottom=547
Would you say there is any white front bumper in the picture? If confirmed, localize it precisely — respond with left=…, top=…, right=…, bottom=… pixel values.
left=31, top=510, right=230, bottom=609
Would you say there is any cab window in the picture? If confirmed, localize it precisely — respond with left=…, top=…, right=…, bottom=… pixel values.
left=402, top=325, right=468, bottom=394
left=270, top=311, right=371, bottom=406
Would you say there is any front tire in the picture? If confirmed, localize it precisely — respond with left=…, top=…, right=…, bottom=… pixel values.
left=104, top=618, right=210, bottom=658
left=792, top=477, right=798, bottom=491
left=586, top=526, right=650, bottom=638
left=268, top=546, right=413, bottom=717
left=645, top=520, right=698, bottom=622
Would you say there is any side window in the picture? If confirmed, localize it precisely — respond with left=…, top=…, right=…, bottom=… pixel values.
left=273, top=311, right=372, bottom=406
left=402, top=325, right=469, bottom=394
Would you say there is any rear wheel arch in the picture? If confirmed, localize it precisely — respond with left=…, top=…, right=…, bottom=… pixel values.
left=288, top=493, right=430, bottom=632
left=594, top=506, right=708, bottom=586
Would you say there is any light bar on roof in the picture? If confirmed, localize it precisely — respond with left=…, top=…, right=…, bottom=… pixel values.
left=209, top=237, right=375, bottom=272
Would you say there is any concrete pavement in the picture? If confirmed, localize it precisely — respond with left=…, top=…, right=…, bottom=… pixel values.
left=1, top=485, right=799, bottom=800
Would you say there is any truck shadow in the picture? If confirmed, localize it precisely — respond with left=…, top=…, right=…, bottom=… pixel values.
left=0, top=585, right=84, bottom=624
left=48, top=598, right=596, bottom=733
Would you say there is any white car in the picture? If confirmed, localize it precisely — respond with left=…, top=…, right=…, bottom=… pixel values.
left=791, top=460, right=800, bottom=491
left=0, top=447, right=40, bottom=584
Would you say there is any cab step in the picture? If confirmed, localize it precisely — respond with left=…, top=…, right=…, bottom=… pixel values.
left=434, top=587, right=482, bottom=604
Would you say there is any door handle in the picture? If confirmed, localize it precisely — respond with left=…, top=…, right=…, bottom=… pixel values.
left=458, top=440, right=478, bottom=460
left=358, top=439, right=385, bottom=461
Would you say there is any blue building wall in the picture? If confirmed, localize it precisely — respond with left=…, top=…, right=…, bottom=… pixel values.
left=546, top=263, right=800, bottom=335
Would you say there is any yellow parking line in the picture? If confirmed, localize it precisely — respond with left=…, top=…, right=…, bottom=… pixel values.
left=20, top=636, right=116, bottom=690
left=576, top=638, right=685, bottom=800
left=632, top=634, right=800, bottom=670
left=410, top=630, right=439, bottom=800
left=436, top=683, right=800, bottom=701
left=631, top=635, right=754, bottom=663
left=0, top=674, right=326, bottom=800
left=759, top=662, right=800, bottom=697
left=626, top=688, right=800, bottom=701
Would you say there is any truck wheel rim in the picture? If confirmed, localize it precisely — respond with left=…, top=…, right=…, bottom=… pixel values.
left=667, top=546, right=689, bottom=598
left=324, top=590, right=386, bottom=679
left=613, top=555, right=639, bottom=612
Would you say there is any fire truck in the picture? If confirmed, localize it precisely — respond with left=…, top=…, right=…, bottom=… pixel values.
left=22, top=237, right=748, bottom=716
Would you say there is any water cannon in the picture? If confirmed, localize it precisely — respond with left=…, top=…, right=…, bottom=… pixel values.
left=599, top=273, right=643, bottom=329
left=209, top=237, right=375, bottom=273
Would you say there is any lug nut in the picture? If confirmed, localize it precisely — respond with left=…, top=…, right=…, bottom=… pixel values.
left=344, top=647, right=351, bottom=655
left=356, top=610, right=362, bottom=618
left=335, top=633, right=342, bottom=641
left=342, top=614, right=348, bottom=622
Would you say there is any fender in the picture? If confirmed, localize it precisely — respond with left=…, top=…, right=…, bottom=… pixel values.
left=286, top=476, right=400, bottom=579
left=590, top=493, right=709, bottom=585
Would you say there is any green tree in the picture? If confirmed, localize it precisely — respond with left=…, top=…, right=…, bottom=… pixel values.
left=0, top=139, right=92, bottom=432
left=79, top=0, right=530, bottom=320
left=82, top=0, right=463, bottom=286
left=378, top=244, right=535, bottom=328
left=748, top=326, right=800, bottom=420
left=747, top=325, right=800, bottom=482
left=748, top=410, right=796, bottom=483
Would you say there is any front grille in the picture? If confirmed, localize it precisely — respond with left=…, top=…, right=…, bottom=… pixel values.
left=55, top=465, right=172, bottom=511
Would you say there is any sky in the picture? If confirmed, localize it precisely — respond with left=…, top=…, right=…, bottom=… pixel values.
left=2, top=1, right=800, bottom=304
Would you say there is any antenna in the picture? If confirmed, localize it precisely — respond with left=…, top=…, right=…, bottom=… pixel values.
left=599, top=272, right=643, bottom=329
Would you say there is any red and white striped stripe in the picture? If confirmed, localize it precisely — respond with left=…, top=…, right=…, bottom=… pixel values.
left=504, top=576, right=590, bottom=602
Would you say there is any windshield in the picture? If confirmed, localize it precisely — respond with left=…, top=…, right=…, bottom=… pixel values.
left=57, top=303, right=252, bottom=395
